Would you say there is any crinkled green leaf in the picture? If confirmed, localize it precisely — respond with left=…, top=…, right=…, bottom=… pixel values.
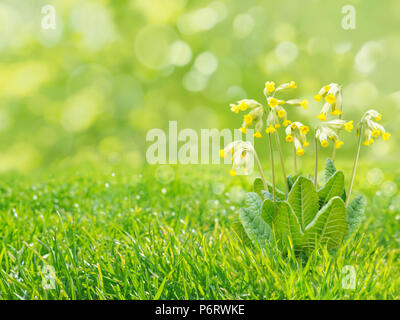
left=346, top=195, right=366, bottom=236
left=318, top=171, right=345, bottom=208
left=288, top=176, right=319, bottom=231
left=239, top=192, right=273, bottom=248
left=302, top=196, right=347, bottom=251
left=253, top=178, right=265, bottom=197
left=261, top=198, right=274, bottom=225
left=232, top=221, right=253, bottom=247
left=273, top=201, right=303, bottom=246
left=325, top=158, right=337, bottom=182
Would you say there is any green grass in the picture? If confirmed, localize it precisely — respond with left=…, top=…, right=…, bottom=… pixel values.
left=0, top=162, right=399, bottom=299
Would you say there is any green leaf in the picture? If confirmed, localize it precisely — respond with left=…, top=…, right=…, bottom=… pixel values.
left=325, top=158, right=337, bottom=182
left=253, top=178, right=265, bottom=196
left=254, top=178, right=285, bottom=200
left=273, top=201, right=303, bottom=246
left=302, top=196, right=348, bottom=251
left=232, top=221, right=253, bottom=247
left=261, top=198, right=274, bottom=225
left=287, top=176, right=319, bottom=231
left=318, top=171, right=345, bottom=207
left=266, top=181, right=286, bottom=200
left=239, top=192, right=273, bottom=248
left=346, top=195, right=366, bottom=236
left=287, top=174, right=300, bottom=191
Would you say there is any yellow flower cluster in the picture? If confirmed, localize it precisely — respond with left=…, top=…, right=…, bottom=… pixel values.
left=315, top=119, right=354, bottom=149
left=285, top=121, right=310, bottom=156
left=359, top=109, right=390, bottom=146
left=314, top=83, right=343, bottom=121
left=229, top=80, right=307, bottom=139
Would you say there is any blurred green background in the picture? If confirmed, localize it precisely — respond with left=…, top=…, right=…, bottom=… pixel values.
left=0, top=0, right=399, bottom=174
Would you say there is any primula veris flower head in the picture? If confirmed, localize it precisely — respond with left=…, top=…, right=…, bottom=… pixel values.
left=230, top=99, right=261, bottom=113
left=277, top=108, right=286, bottom=118
left=325, top=94, right=336, bottom=104
left=359, top=109, right=390, bottom=146
left=265, top=81, right=275, bottom=94
left=315, top=83, right=343, bottom=121
left=315, top=119, right=353, bottom=148
left=265, top=125, right=276, bottom=134
left=244, top=114, right=253, bottom=125
left=300, top=99, right=308, bottom=109
left=267, top=97, right=284, bottom=109
left=285, top=121, right=310, bottom=154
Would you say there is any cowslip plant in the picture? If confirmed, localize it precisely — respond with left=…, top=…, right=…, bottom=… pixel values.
left=224, top=81, right=390, bottom=254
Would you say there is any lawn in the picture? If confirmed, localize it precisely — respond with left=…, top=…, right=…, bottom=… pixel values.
left=0, top=161, right=398, bottom=299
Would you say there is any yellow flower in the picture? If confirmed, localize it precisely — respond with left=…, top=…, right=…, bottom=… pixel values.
left=335, top=140, right=344, bottom=149
left=220, top=150, right=226, bottom=158
left=314, top=94, right=322, bottom=102
left=286, top=134, right=293, bottom=142
left=344, top=120, right=353, bottom=132
left=317, top=113, right=327, bottom=121
left=300, top=125, right=309, bottom=135
left=382, top=132, right=391, bottom=140
left=296, top=148, right=305, bottom=156
left=275, top=123, right=281, bottom=128
left=363, top=138, right=374, bottom=146
left=230, top=104, right=240, bottom=113
left=331, top=109, right=342, bottom=116
left=278, top=109, right=286, bottom=118
left=289, top=81, right=297, bottom=89
left=268, top=98, right=279, bottom=108
left=303, top=141, right=310, bottom=147
left=376, top=114, right=382, bottom=121
left=239, top=127, right=246, bottom=134
left=321, top=140, right=329, bottom=148
left=244, top=114, right=253, bottom=125
left=324, top=85, right=331, bottom=92
left=325, top=94, right=336, bottom=104
left=229, top=169, right=236, bottom=176
left=283, top=119, right=292, bottom=127
left=265, top=81, right=275, bottom=93
left=238, top=101, right=249, bottom=111
left=372, top=129, right=380, bottom=138
left=300, top=99, right=308, bottom=109
left=254, top=131, right=262, bottom=138
left=291, top=123, right=297, bottom=130
left=265, top=126, right=276, bottom=134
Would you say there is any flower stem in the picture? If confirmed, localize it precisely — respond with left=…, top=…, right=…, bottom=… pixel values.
left=274, top=132, right=289, bottom=197
left=293, top=144, right=297, bottom=174
left=331, top=113, right=343, bottom=163
left=314, top=135, right=318, bottom=189
left=268, top=133, right=277, bottom=212
left=346, top=124, right=363, bottom=206
left=254, top=150, right=268, bottom=192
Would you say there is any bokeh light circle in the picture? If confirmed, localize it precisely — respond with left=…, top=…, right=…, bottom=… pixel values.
left=135, top=25, right=177, bottom=70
